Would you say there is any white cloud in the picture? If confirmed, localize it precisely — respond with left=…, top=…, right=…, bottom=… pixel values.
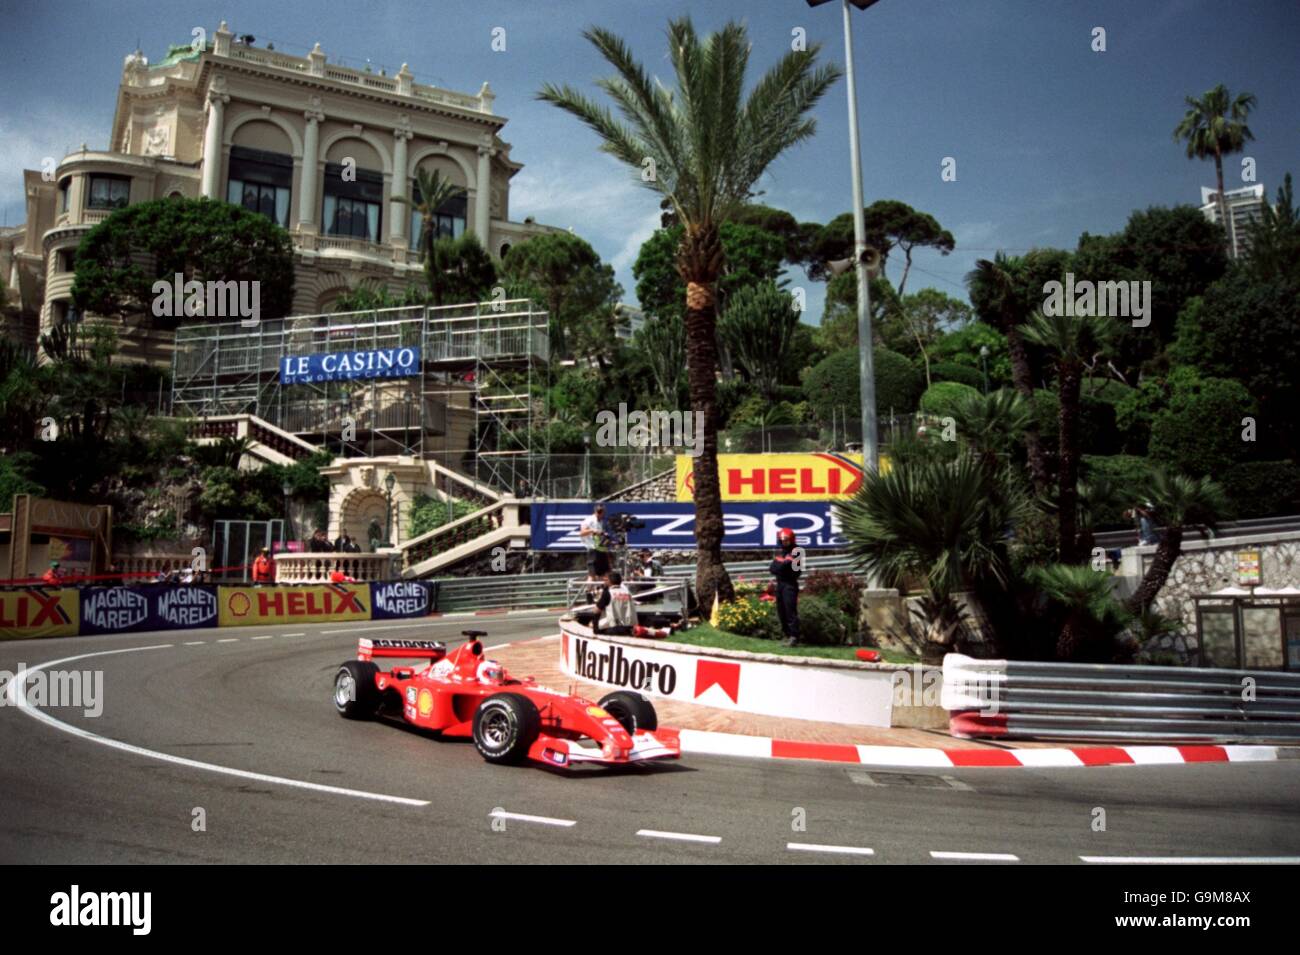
left=0, top=113, right=106, bottom=221
left=508, top=153, right=662, bottom=303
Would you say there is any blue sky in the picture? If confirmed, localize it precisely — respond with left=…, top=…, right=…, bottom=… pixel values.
left=2, top=0, right=1297, bottom=324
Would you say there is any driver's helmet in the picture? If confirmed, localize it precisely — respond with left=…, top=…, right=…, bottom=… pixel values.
left=476, top=659, right=505, bottom=685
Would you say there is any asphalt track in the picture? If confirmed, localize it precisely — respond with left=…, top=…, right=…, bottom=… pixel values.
left=2, top=614, right=1299, bottom=864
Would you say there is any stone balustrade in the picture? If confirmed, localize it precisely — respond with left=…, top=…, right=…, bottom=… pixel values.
left=273, top=552, right=397, bottom=584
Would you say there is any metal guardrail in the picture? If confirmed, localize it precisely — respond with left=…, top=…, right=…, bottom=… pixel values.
left=431, top=554, right=855, bottom=612
left=942, top=653, right=1300, bottom=743
left=1093, top=514, right=1300, bottom=550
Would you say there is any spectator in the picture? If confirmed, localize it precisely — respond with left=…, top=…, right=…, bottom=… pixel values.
left=334, top=532, right=360, bottom=553
left=309, top=529, right=333, bottom=553
left=41, top=561, right=65, bottom=585
left=251, top=547, right=276, bottom=585
left=636, top=549, right=663, bottom=578
left=1136, top=501, right=1160, bottom=546
left=579, top=503, right=610, bottom=579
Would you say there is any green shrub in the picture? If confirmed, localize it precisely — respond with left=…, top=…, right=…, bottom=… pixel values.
left=873, top=348, right=925, bottom=414
left=1148, top=376, right=1257, bottom=477
left=801, top=570, right=865, bottom=622
left=929, top=361, right=983, bottom=389
left=1083, top=378, right=1136, bottom=406
left=1220, top=461, right=1300, bottom=519
left=797, top=593, right=855, bottom=645
left=804, top=347, right=924, bottom=422
left=918, top=380, right=979, bottom=418
left=930, top=322, right=1012, bottom=386
left=716, top=595, right=781, bottom=640
left=409, top=494, right=483, bottom=538
left=1079, top=394, right=1121, bottom=455
left=1082, top=455, right=1156, bottom=525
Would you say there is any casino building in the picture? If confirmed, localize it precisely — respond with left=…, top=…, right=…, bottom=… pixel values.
left=0, top=21, right=559, bottom=360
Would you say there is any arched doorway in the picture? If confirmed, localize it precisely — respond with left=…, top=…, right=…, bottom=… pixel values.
left=339, top=487, right=392, bottom=550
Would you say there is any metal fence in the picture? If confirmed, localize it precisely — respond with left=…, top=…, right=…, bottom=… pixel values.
left=942, top=653, right=1300, bottom=743
left=430, top=554, right=855, bottom=612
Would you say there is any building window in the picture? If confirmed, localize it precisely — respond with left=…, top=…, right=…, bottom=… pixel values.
left=226, top=146, right=292, bottom=228
left=87, top=175, right=130, bottom=210
left=409, top=190, right=467, bottom=251
left=323, top=162, right=383, bottom=243
left=56, top=250, right=75, bottom=273
left=58, top=177, right=71, bottom=214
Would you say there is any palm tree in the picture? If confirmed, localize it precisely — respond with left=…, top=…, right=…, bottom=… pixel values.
left=1022, top=310, right=1116, bottom=563
left=539, top=18, right=841, bottom=607
left=1028, top=564, right=1130, bottom=661
left=836, top=456, right=1028, bottom=656
left=393, top=168, right=466, bottom=289
left=1173, top=84, right=1257, bottom=256
left=1124, top=470, right=1227, bottom=616
left=949, top=387, right=1032, bottom=476
left=966, top=253, right=1050, bottom=495
left=1077, top=473, right=1125, bottom=561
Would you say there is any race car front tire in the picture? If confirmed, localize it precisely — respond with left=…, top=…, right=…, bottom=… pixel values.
left=598, top=690, right=659, bottom=734
left=472, top=693, right=541, bottom=765
left=334, top=661, right=381, bottom=720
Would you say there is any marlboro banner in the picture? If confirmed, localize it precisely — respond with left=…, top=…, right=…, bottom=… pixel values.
left=676, top=452, right=875, bottom=502
left=217, top=584, right=371, bottom=627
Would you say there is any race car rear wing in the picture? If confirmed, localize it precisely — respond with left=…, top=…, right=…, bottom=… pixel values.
left=358, top=637, right=447, bottom=662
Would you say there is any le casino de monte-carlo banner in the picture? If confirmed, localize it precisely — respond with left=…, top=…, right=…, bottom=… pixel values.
left=280, top=347, right=421, bottom=385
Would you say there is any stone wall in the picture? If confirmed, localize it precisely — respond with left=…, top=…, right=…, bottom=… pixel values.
left=601, top=469, right=676, bottom=503
left=1120, top=531, right=1300, bottom=662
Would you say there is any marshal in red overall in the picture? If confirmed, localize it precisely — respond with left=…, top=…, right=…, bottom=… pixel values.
left=332, top=630, right=681, bottom=768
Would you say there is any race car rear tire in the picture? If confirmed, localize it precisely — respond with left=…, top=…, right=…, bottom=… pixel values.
left=598, top=690, right=658, bottom=734
left=334, top=661, right=381, bottom=720
left=472, top=693, right=541, bottom=765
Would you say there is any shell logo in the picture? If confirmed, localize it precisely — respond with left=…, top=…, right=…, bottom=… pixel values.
left=227, top=591, right=251, bottom=617
left=417, top=688, right=435, bottom=717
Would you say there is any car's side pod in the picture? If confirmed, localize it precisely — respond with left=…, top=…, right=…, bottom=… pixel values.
left=357, top=637, right=448, bottom=663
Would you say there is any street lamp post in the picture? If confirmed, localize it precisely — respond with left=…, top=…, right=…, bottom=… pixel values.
left=281, top=479, right=293, bottom=547
left=807, top=0, right=884, bottom=472
left=383, top=471, right=396, bottom=548
left=980, top=345, right=990, bottom=394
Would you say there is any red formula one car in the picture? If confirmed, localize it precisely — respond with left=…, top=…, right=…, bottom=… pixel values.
left=333, top=629, right=680, bottom=768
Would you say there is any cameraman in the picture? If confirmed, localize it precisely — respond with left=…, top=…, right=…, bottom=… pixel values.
left=579, top=503, right=611, bottom=579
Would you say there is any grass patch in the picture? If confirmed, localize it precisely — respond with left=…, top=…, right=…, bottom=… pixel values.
left=666, top=623, right=918, bottom=664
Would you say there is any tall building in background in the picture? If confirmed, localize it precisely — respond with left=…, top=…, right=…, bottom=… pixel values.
left=0, top=21, right=558, bottom=359
left=1199, top=183, right=1268, bottom=260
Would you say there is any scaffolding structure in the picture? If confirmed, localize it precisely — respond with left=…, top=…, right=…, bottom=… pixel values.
left=170, top=300, right=550, bottom=492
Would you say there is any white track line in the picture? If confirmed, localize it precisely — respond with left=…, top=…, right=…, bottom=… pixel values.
left=251, top=635, right=273, bottom=641
left=281, top=633, right=305, bottom=637
left=216, top=638, right=238, bottom=643
left=4, top=645, right=429, bottom=807
left=636, top=829, right=721, bottom=844
left=787, top=842, right=874, bottom=856
left=931, top=851, right=1020, bottom=861
left=488, top=809, right=576, bottom=828
left=320, top=622, right=456, bottom=635
left=1081, top=855, right=1300, bottom=865
left=183, top=641, right=205, bottom=646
